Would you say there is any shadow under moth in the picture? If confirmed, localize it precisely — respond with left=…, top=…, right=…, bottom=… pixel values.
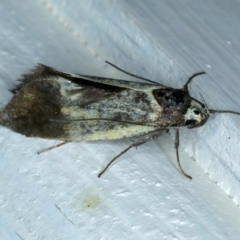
left=0, top=61, right=239, bottom=179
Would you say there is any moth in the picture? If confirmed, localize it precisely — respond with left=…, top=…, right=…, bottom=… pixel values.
left=0, top=61, right=239, bottom=179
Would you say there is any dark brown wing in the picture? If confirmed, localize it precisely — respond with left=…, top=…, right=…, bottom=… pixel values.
left=0, top=64, right=168, bottom=141
left=12, top=64, right=126, bottom=104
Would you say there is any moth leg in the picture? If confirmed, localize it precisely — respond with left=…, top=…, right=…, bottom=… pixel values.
left=37, top=141, right=68, bottom=154
left=174, top=129, right=192, bottom=180
left=98, top=130, right=168, bottom=178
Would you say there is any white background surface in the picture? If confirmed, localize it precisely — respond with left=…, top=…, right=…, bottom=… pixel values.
left=1, top=0, right=240, bottom=239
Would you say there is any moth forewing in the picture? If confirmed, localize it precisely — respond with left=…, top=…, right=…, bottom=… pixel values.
left=41, top=64, right=164, bottom=91
left=0, top=65, right=167, bottom=141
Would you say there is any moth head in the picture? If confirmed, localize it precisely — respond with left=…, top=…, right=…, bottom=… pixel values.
left=184, top=100, right=209, bottom=128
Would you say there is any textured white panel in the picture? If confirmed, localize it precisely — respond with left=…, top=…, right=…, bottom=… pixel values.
left=0, top=0, right=240, bottom=239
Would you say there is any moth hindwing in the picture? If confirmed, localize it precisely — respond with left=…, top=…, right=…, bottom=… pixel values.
left=1, top=62, right=240, bottom=179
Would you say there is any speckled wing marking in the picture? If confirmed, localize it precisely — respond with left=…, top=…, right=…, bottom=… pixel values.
left=0, top=64, right=174, bottom=141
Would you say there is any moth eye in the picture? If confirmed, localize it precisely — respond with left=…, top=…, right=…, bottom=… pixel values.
left=194, top=110, right=200, bottom=115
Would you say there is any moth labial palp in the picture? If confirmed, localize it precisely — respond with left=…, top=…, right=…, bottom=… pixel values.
left=1, top=61, right=240, bottom=180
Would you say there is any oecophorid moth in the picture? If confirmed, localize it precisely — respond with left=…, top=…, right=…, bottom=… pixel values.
left=0, top=61, right=240, bottom=179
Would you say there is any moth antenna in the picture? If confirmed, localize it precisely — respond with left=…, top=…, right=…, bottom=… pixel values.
left=199, top=93, right=208, bottom=108
left=105, top=61, right=159, bottom=85
left=190, top=96, right=206, bottom=108
left=183, top=72, right=206, bottom=93
left=209, top=109, right=240, bottom=116
left=49, top=118, right=162, bottom=128
left=190, top=93, right=209, bottom=111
